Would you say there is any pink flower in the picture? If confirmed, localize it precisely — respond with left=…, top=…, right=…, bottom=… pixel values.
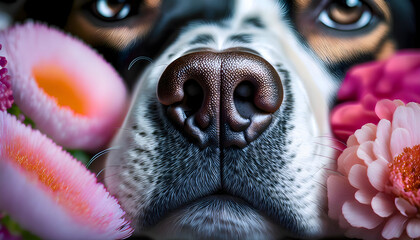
left=0, top=43, right=13, bottom=111
left=0, top=22, right=128, bottom=151
left=330, top=50, right=420, bottom=143
left=328, top=99, right=420, bottom=239
left=0, top=111, right=133, bottom=239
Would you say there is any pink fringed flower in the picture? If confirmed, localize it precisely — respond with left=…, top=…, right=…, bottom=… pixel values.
left=0, top=44, right=13, bottom=111
left=330, top=51, right=420, bottom=143
left=328, top=99, right=420, bottom=240
left=0, top=111, right=133, bottom=239
left=0, top=22, right=128, bottom=151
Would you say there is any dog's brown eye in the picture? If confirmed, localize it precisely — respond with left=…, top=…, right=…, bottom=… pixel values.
left=319, top=0, right=372, bottom=31
left=93, top=0, right=132, bottom=21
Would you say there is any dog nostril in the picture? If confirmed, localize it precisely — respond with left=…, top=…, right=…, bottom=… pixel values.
left=183, top=80, right=204, bottom=117
left=235, top=81, right=253, bottom=99
left=234, top=81, right=256, bottom=119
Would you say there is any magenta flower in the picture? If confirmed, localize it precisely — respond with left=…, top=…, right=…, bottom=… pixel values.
left=0, top=111, right=133, bottom=239
left=328, top=99, right=420, bottom=239
left=0, top=22, right=128, bottom=151
left=330, top=51, right=420, bottom=143
left=0, top=43, right=13, bottom=111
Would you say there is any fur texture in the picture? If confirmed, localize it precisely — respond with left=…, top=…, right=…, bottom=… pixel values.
left=105, top=0, right=339, bottom=239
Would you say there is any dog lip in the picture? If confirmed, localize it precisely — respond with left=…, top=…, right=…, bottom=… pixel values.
left=144, top=193, right=280, bottom=239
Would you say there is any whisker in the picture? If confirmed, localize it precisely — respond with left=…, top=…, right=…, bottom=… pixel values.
left=313, top=153, right=338, bottom=161
left=313, top=142, right=344, bottom=152
left=86, top=146, right=120, bottom=168
left=315, top=135, right=347, bottom=147
left=128, top=56, right=154, bottom=71
left=96, top=164, right=124, bottom=178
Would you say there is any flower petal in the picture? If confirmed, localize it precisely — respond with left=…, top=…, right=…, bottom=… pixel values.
left=390, top=127, right=412, bottom=158
left=374, top=119, right=392, bottom=161
left=0, top=112, right=133, bottom=239
left=0, top=22, right=128, bottom=150
left=348, top=164, right=369, bottom=189
left=347, top=134, right=359, bottom=147
left=355, top=189, right=376, bottom=205
left=371, top=192, right=396, bottom=218
left=395, top=198, right=418, bottom=217
left=327, top=175, right=356, bottom=220
left=337, top=145, right=363, bottom=175
left=406, top=218, right=420, bottom=238
left=381, top=214, right=408, bottom=239
left=357, top=141, right=376, bottom=164
left=342, top=200, right=383, bottom=229
left=375, top=99, right=403, bottom=121
left=367, top=158, right=389, bottom=191
left=405, top=102, right=420, bottom=145
left=348, top=164, right=376, bottom=202
left=354, top=123, right=377, bottom=144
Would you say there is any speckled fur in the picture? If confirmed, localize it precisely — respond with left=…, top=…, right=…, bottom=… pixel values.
left=105, top=0, right=340, bottom=239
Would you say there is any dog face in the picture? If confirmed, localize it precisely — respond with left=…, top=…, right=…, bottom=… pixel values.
left=1, top=0, right=415, bottom=239
left=101, top=0, right=415, bottom=239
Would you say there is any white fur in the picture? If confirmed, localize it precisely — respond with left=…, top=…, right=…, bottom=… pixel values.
left=105, top=0, right=340, bottom=239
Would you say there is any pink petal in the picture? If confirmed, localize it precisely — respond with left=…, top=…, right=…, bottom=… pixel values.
left=355, top=189, right=376, bottom=205
left=395, top=198, right=418, bottom=217
left=406, top=218, right=420, bottom=238
left=348, top=164, right=369, bottom=189
left=342, top=200, right=383, bottom=229
left=373, top=119, right=392, bottom=161
left=0, top=112, right=133, bottom=239
left=371, top=192, right=396, bottom=218
left=357, top=141, right=376, bottom=164
left=405, top=102, right=420, bottom=145
left=390, top=128, right=412, bottom=158
left=347, top=134, right=359, bottom=147
left=375, top=99, right=403, bottom=121
left=338, top=214, right=352, bottom=229
left=331, top=103, right=378, bottom=143
left=382, top=214, right=408, bottom=239
left=327, top=175, right=356, bottom=220
left=367, top=158, right=389, bottom=191
left=391, top=105, right=419, bottom=146
left=0, top=22, right=128, bottom=151
left=348, top=165, right=376, bottom=202
left=385, top=51, right=420, bottom=73
left=337, top=145, right=363, bottom=175
left=354, top=123, right=377, bottom=144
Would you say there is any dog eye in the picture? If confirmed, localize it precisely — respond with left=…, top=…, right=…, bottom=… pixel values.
left=92, top=0, right=133, bottom=21
left=319, top=0, right=373, bottom=31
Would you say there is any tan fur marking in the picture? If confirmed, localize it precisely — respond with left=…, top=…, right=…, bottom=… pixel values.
left=294, top=0, right=311, bottom=9
left=65, top=0, right=160, bottom=50
left=376, top=40, right=396, bottom=60
left=293, top=0, right=392, bottom=63
left=306, top=23, right=389, bottom=63
left=66, top=14, right=153, bottom=50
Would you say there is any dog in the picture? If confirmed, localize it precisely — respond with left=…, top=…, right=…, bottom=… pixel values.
left=98, top=0, right=416, bottom=239
left=1, top=0, right=417, bottom=239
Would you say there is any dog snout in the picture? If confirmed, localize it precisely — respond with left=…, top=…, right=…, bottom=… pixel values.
left=157, top=50, right=283, bottom=148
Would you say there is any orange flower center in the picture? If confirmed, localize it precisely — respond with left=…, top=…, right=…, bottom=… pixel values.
left=32, top=63, right=88, bottom=115
left=389, top=144, right=420, bottom=206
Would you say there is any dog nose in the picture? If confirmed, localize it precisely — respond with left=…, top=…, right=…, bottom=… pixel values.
left=157, top=50, right=283, bottom=148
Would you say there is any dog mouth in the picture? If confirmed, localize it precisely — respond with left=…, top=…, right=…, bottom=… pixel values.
left=144, top=194, right=281, bottom=239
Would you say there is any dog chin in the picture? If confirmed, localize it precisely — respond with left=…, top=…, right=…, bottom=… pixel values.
left=143, top=195, right=282, bottom=240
